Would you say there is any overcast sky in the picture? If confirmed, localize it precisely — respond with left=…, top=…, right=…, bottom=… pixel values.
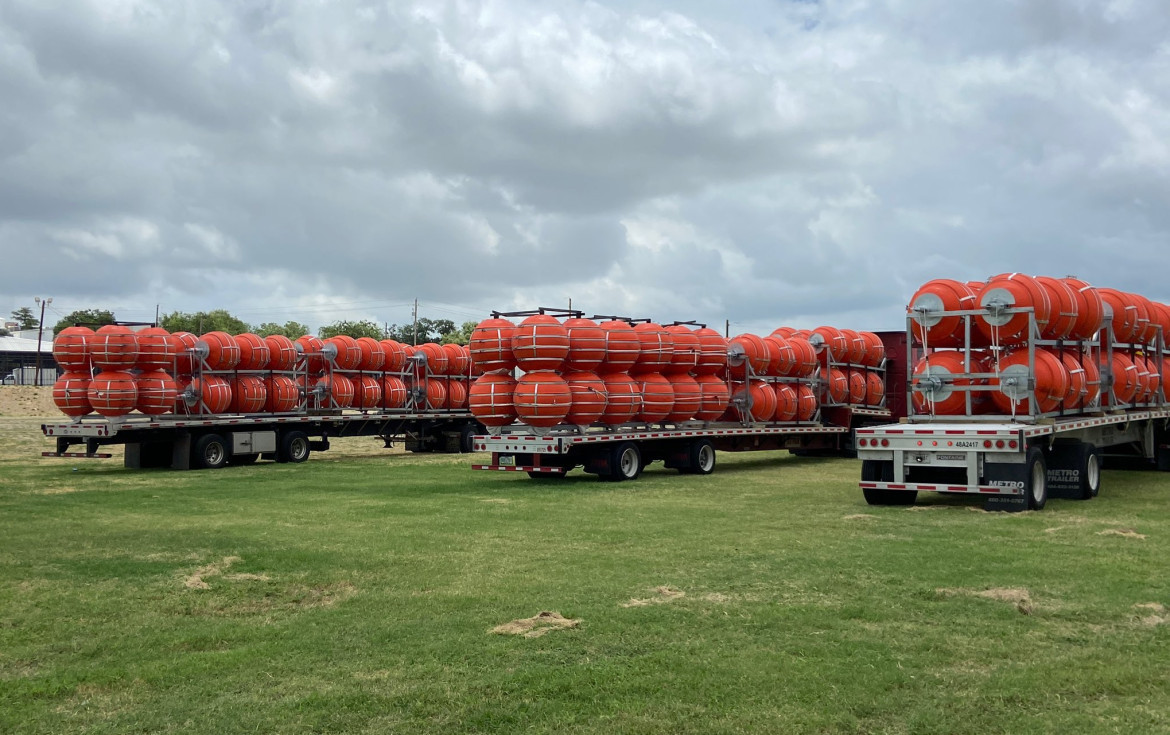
left=2, top=0, right=1168, bottom=337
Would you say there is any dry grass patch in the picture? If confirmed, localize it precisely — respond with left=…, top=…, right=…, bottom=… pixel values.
left=938, top=587, right=1035, bottom=615
left=183, top=556, right=243, bottom=590
left=622, top=585, right=685, bottom=608
left=1097, top=528, right=1147, bottom=540
left=1134, top=602, right=1167, bottom=627
left=491, top=611, right=581, bottom=638
left=843, top=513, right=877, bottom=521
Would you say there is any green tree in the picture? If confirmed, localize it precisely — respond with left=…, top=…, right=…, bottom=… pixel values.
left=52, top=309, right=116, bottom=334
left=159, top=310, right=250, bottom=336
left=385, top=318, right=456, bottom=345
left=0, top=327, right=10, bottom=337
left=11, top=307, right=38, bottom=330
left=318, top=320, right=385, bottom=340
left=440, top=321, right=477, bottom=345
left=255, top=321, right=312, bottom=339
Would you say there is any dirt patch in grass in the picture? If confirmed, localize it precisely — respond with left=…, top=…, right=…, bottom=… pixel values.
left=183, top=556, right=243, bottom=589
left=491, top=611, right=581, bottom=638
left=938, top=587, right=1035, bottom=615
left=1097, top=528, right=1147, bottom=540
left=0, top=386, right=58, bottom=418
left=479, top=498, right=510, bottom=504
left=906, top=506, right=954, bottom=512
left=843, top=513, right=877, bottom=521
left=622, top=585, right=686, bottom=608
left=1134, top=602, right=1167, bottom=627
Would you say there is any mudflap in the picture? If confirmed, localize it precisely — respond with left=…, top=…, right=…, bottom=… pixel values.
left=982, top=461, right=1028, bottom=512
left=1044, top=444, right=1084, bottom=499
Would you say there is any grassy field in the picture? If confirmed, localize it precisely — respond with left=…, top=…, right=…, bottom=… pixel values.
left=2, top=416, right=1169, bottom=733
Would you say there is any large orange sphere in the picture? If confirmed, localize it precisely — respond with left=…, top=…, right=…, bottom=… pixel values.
left=512, top=315, right=569, bottom=372
left=513, top=371, right=572, bottom=427
left=136, top=370, right=177, bottom=415
left=235, top=333, right=271, bottom=371
left=199, top=331, right=240, bottom=371
left=264, top=335, right=297, bottom=371
left=53, top=372, right=93, bottom=418
left=564, top=371, right=607, bottom=425
left=470, top=318, right=517, bottom=373
left=469, top=374, right=517, bottom=426
left=91, top=325, right=138, bottom=371
left=88, top=371, right=138, bottom=417
left=52, top=326, right=93, bottom=371
left=135, top=327, right=180, bottom=371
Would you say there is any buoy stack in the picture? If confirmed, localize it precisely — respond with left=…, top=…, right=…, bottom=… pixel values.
left=908, top=275, right=1168, bottom=417
left=50, top=325, right=474, bottom=419
left=467, top=309, right=888, bottom=432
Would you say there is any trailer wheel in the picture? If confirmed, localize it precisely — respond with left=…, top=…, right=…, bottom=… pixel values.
left=1079, top=444, right=1101, bottom=499
left=277, top=430, right=311, bottom=464
left=860, top=460, right=915, bottom=505
left=193, top=433, right=228, bottom=470
left=460, top=423, right=479, bottom=454
left=1025, top=446, right=1048, bottom=510
left=606, top=442, right=642, bottom=482
left=681, top=439, right=716, bottom=475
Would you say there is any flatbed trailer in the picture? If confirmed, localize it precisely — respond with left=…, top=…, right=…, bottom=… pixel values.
left=42, top=410, right=480, bottom=470
left=473, top=406, right=890, bottom=480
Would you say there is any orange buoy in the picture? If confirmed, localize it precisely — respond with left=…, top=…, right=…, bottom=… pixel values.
left=665, top=373, right=701, bottom=422
left=912, top=351, right=988, bottom=415
left=52, top=326, right=93, bottom=371
left=409, top=378, right=442, bottom=410
left=348, top=372, right=381, bottom=407
left=379, top=376, right=408, bottom=410
left=134, top=327, right=179, bottom=371
left=356, top=337, right=385, bottom=372
left=1036, top=276, right=1077, bottom=340
left=1095, top=288, right=1140, bottom=345
left=795, top=384, right=817, bottom=421
left=417, top=342, right=449, bottom=376
left=599, top=320, right=641, bottom=372
left=1148, top=302, right=1170, bottom=348
left=1164, top=357, right=1170, bottom=401
left=563, top=318, right=607, bottom=373
left=865, top=371, right=885, bottom=407
left=90, top=325, right=138, bottom=371
left=846, top=370, right=866, bottom=404
left=787, top=337, right=818, bottom=378
left=811, top=326, right=849, bottom=363
left=634, top=372, right=674, bottom=423
left=1144, top=355, right=1161, bottom=403
left=817, top=366, right=848, bottom=404
left=513, top=371, right=572, bottom=427
left=512, top=315, right=569, bottom=372
left=729, top=333, right=769, bottom=378
left=444, top=378, right=469, bottom=409
left=763, top=335, right=796, bottom=377
left=977, top=273, right=1052, bottom=345
left=325, top=335, right=362, bottom=371
left=663, top=325, right=700, bottom=375
left=442, top=343, right=470, bottom=376
left=199, top=331, right=240, bottom=371
left=470, top=318, right=517, bottom=373
left=840, top=329, right=866, bottom=365
left=53, top=372, right=93, bottom=417
left=1105, top=351, right=1140, bottom=405
left=908, top=279, right=979, bottom=348
left=730, top=380, right=777, bottom=422
left=633, top=323, right=674, bottom=373
left=176, top=375, right=232, bottom=414
left=1059, top=351, right=1087, bottom=411
left=1132, top=293, right=1155, bottom=346
left=295, top=335, right=326, bottom=373
left=693, top=327, right=728, bottom=376
left=1061, top=278, right=1105, bottom=340
left=859, top=332, right=886, bottom=368
left=135, top=370, right=177, bottom=415
left=1133, top=355, right=1154, bottom=403
left=171, top=332, right=199, bottom=374
left=771, top=327, right=796, bottom=339
left=599, top=373, right=639, bottom=425
left=380, top=339, right=407, bottom=373
left=235, top=333, right=271, bottom=371
left=773, top=383, right=798, bottom=421
left=466, top=346, right=482, bottom=376
left=693, top=374, right=730, bottom=421
left=264, top=335, right=297, bottom=371
left=469, top=374, right=517, bottom=426
left=88, top=371, right=138, bottom=417
left=563, top=371, right=608, bottom=425
left=990, top=347, right=1069, bottom=415
left=314, top=374, right=354, bottom=409
left=1078, top=352, right=1102, bottom=407
left=265, top=375, right=300, bottom=412
left=229, top=375, right=267, bottom=413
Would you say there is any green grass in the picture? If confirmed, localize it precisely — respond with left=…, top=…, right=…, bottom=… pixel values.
left=2, top=432, right=1169, bottom=733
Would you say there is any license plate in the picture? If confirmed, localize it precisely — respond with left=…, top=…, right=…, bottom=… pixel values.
left=498, top=455, right=515, bottom=466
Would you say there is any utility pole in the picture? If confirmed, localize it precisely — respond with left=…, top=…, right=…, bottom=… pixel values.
left=725, top=319, right=730, bottom=338
left=412, top=299, right=418, bottom=346
left=34, top=296, right=52, bottom=386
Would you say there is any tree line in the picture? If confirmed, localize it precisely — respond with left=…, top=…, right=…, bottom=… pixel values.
left=14, top=307, right=477, bottom=345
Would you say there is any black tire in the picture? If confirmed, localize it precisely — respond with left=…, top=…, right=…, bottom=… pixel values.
left=193, top=433, right=228, bottom=470
left=680, top=439, right=716, bottom=475
left=860, top=460, right=916, bottom=505
left=1025, top=446, right=1048, bottom=510
left=460, top=423, right=479, bottom=454
left=606, top=442, right=642, bottom=482
left=1079, top=444, right=1101, bottom=499
left=231, top=453, right=260, bottom=466
left=277, top=430, right=311, bottom=464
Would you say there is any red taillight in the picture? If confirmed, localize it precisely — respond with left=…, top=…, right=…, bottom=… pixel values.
left=1009, top=440, right=1018, bottom=449
left=881, top=438, right=889, bottom=447
left=996, top=439, right=1005, bottom=449
left=983, top=440, right=992, bottom=448
left=858, top=438, right=868, bottom=447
